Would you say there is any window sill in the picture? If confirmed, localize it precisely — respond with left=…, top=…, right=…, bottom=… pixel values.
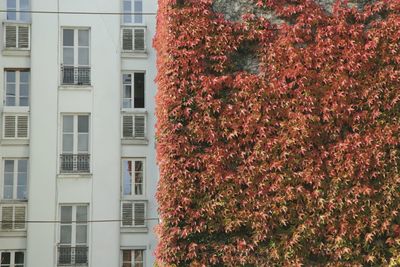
left=57, top=173, right=93, bottom=179
left=121, top=138, right=149, bottom=145
left=120, top=227, right=148, bottom=233
left=2, top=49, right=30, bottom=57
left=0, top=139, right=29, bottom=146
left=0, top=231, right=27, bottom=237
left=58, top=85, right=93, bottom=91
left=2, top=106, right=30, bottom=113
left=121, top=51, right=148, bottom=59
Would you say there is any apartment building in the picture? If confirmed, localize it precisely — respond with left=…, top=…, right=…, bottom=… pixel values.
left=0, top=0, right=158, bottom=266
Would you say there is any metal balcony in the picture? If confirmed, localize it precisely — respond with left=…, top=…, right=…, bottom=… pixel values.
left=57, top=246, right=88, bottom=266
left=60, top=154, right=90, bottom=173
left=61, top=66, right=91, bottom=85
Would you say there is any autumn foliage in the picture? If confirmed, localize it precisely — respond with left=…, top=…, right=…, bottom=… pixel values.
left=154, top=0, right=400, bottom=265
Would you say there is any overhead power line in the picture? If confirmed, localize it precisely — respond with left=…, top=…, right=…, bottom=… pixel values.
left=0, top=10, right=157, bottom=15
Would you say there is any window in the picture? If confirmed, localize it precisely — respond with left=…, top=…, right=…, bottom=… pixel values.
left=3, top=159, right=28, bottom=200
left=0, top=204, right=26, bottom=231
left=62, top=28, right=90, bottom=85
left=121, top=202, right=146, bottom=227
left=122, top=73, right=145, bottom=109
left=0, top=251, right=25, bottom=267
left=60, top=115, right=90, bottom=173
left=122, top=159, right=144, bottom=196
left=123, top=0, right=143, bottom=24
left=58, top=205, right=88, bottom=265
left=3, top=114, right=29, bottom=139
left=122, top=28, right=145, bottom=52
left=122, top=249, right=145, bottom=267
left=4, top=24, right=30, bottom=49
left=122, top=114, right=146, bottom=139
left=6, top=0, right=30, bottom=21
left=4, top=70, right=29, bottom=107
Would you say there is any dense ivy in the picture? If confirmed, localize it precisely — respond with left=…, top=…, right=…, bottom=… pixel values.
left=154, top=0, right=400, bottom=266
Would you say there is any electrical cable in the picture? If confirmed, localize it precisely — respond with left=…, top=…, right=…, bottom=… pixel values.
left=0, top=10, right=156, bottom=15
left=1, top=218, right=160, bottom=224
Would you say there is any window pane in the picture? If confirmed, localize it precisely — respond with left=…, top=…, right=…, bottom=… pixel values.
left=76, top=206, right=87, bottom=222
left=78, top=134, right=89, bottom=152
left=78, top=116, right=89, bottom=133
left=61, top=206, right=72, bottom=223
left=20, top=71, right=29, bottom=83
left=7, top=0, right=16, bottom=8
left=134, top=73, right=145, bottom=108
left=134, top=0, right=143, bottom=24
left=135, top=161, right=143, bottom=171
left=63, top=48, right=74, bottom=65
left=6, top=84, right=16, bottom=105
left=5, top=160, right=14, bottom=172
left=123, top=74, right=131, bottom=84
left=63, top=29, right=74, bottom=46
left=19, top=97, right=29, bottom=107
left=15, top=252, right=24, bottom=264
left=78, top=30, right=89, bottom=46
left=123, top=161, right=132, bottom=195
left=17, top=161, right=27, bottom=199
left=18, top=159, right=28, bottom=172
left=20, top=84, right=29, bottom=97
left=6, top=71, right=16, bottom=82
left=63, top=116, right=74, bottom=133
left=76, top=225, right=87, bottom=244
left=135, top=173, right=143, bottom=195
left=1, top=252, right=11, bottom=264
left=123, top=0, right=132, bottom=23
left=62, top=134, right=73, bottom=153
left=60, top=225, right=72, bottom=244
left=78, top=48, right=89, bottom=66
left=7, top=10, right=16, bottom=20
left=134, top=249, right=143, bottom=261
left=124, top=85, right=132, bottom=98
left=20, top=0, right=29, bottom=9
left=3, top=185, right=13, bottom=199
left=123, top=250, right=132, bottom=262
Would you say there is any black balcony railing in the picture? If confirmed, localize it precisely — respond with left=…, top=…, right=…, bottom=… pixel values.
left=58, top=246, right=88, bottom=266
left=60, top=154, right=90, bottom=173
left=61, top=66, right=91, bottom=85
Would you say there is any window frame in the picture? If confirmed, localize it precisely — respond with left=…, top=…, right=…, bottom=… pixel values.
left=58, top=204, right=89, bottom=247
left=0, top=250, right=25, bottom=267
left=3, top=23, right=31, bottom=50
left=120, top=201, right=147, bottom=228
left=122, top=0, right=144, bottom=25
left=4, top=69, right=30, bottom=107
left=0, top=203, right=27, bottom=231
left=2, top=113, right=29, bottom=139
left=121, top=158, right=145, bottom=198
left=61, top=27, right=91, bottom=68
left=121, top=27, right=146, bottom=53
left=6, top=0, right=30, bottom=22
left=2, top=158, right=28, bottom=200
left=61, top=114, right=90, bottom=155
left=121, top=71, right=146, bottom=109
left=121, top=248, right=146, bottom=267
left=121, top=113, right=147, bottom=140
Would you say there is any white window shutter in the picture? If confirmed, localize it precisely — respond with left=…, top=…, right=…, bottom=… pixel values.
left=18, top=26, right=29, bottom=48
left=123, top=115, right=133, bottom=138
left=134, top=202, right=145, bottom=226
left=122, top=28, right=133, bottom=51
left=5, top=25, right=17, bottom=48
left=134, top=28, right=145, bottom=51
left=17, top=115, right=28, bottom=138
left=134, top=115, right=145, bottom=138
left=122, top=202, right=133, bottom=226
left=14, top=206, right=26, bottom=230
left=4, top=115, right=16, bottom=138
left=1, top=206, right=13, bottom=230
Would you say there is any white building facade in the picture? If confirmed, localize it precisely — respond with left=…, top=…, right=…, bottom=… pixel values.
left=0, top=0, right=159, bottom=266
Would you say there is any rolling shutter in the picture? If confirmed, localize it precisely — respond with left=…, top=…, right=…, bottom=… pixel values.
left=14, top=206, right=26, bottom=230
left=18, top=26, right=29, bottom=48
left=5, top=25, right=17, bottom=48
left=1, top=206, right=13, bottom=230
left=133, top=28, right=145, bottom=51
left=122, top=115, right=145, bottom=139
left=133, top=202, right=145, bottom=226
left=122, top=28, right=133, bottom=51
left=134, top=115, right=145, bottom=138
left=4, top=115, right=16, bottom=138
left=17, top=115, right=28, bottom=138
left=122, top=202, right=133, bottom=226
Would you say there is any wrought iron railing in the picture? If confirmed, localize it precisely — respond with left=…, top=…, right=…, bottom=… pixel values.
left=60, top=154, right=90, bottom=173
left=57, top=246, right=88, bottom=266
left=61, top=66, right=91, bottom=85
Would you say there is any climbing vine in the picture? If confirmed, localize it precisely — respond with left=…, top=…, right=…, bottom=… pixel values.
left=154, top=0, right=400, bottom=265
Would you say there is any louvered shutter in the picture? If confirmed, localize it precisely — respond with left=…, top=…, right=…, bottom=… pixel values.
left=5, top=25, right=17, bottom=48
left=134, top=202, right=145, bottom=226
left=122, top=202, right=133, bottom=226
left=123, top=116, right=133, bottom=138
left=4, top=115, right=16, bottom=138
left=122, top=28, right=133, bottom=51
left=14, top=206, right=26, bottom=230
left=18, top=26, right=29, bottom=49
left=134, top=28, right=145, bottom=51
left=134, top=115, right=145, bottom=138
left=17, top=116, right=28, bottom=138
left=1, top=206, right=13, bottom=230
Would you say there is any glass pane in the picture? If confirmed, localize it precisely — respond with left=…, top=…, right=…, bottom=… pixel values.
left=20, top=84, right=29, bottom=97
left=123, top=250, right=131, bottom=262
left=60, top=225, right=72, bottom=244
left=63, top=29, right=74, bottom=46
left=20, top=10, right=30, bottom=21
left=60, top=206, right=72, bottom=223
left=20, top=71, right=29, bottom=83
left=3, top=185, right=13, bottom=199
left=18, top=159, right=28, bottom=172
left=6, top=71, right=16, bottom=82
left=7, top=0, right=16, bottom=8
left=17, top=185, right=27, bottom=199
left=123, top=0, right=132, bottom=23
left=63, top=116, right=73, bottom=133
left=20, top=0, right=29, bottom=9
left=134, top=73, right=145, bottom=108
left=62, top=134, right=73, bottom=153
left=78, top=116, right=89, bottom=133
left=5, top=160, right=14, bottom=172
left=135, top=161, right=143, bottom=171
left=123, top=74, right=131, bottom=84
left=78, top=48, right=89, bottom=66
left=134, top=0, right=143, bottom=24
left=15, top=252, right=24, bottom=264
left=76, top=206, right=87, bottom=222
left=78, top=134, right=89, bottom=152
left=63, top=48, right=74, bottom=65
left=134, top=250, right=143, bottom=261
left=76, top=225, right=87, bottom=244
left=1, top=252, right=11, bottom=264
left=123, top=161, right=132, bottom=195
left=78, top=30, right=89, bottom=46
left=6, top=84, right=16, bottom=103
left=124, top=85, right=132, bottom=99
left=19, top=97, right=29, bottom=107
left=7, top=10, right=16, bottom=20
left=6, top=97, right=16, bottom=106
